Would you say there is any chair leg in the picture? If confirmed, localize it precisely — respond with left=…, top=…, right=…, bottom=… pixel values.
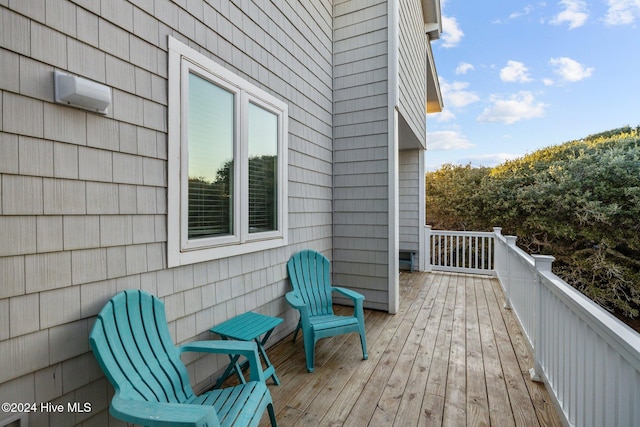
left=356, top=304, right=368, bottom=360
left=267, top=403, right=277, bottom=427
left=292, top=320, right=301, bottom=343
left=303, top=334, right=315, bottom=373
left=359, top=330, right=368, bottom=360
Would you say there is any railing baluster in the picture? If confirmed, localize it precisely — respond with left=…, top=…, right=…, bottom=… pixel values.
left=470, top=236, right=474, bottom=269
left=487, top=237, right=495, bottom=270
left=469, top=236, right=478, bottom=268
left=450, top=235, right=454, bottom=267
left=425, top=229, right=496, bottom=275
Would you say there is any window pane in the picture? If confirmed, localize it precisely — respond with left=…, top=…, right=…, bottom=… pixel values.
left=187, top=73, right=234, bottom=239
left=248, top=103, right=278, bottom=233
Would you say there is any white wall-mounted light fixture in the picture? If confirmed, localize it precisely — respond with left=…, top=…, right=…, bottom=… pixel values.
left=54, top=70, right=112, bottom=115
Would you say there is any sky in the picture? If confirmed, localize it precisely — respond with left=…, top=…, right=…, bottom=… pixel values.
left=426, top=0, right=640, bottom=171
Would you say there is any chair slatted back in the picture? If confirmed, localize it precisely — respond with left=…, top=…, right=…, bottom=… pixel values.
left=287, top=250, right=334, bottom=316
left=89, top=290, right=195, bottom=404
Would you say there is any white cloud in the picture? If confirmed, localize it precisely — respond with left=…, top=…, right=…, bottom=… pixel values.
left=509, top=6, right=534, bottom=20
left=439, top=79, right=480, bottom=109
left=549, top=57, right=594, bottom=82
left=434, top=109, right=456, bottom=122
left=604, top=0, right=640, bottom=25
left=477, top=91, right=547, bottom=124
left=427, top=130, right=475, bottom=151
left=551, top=0, right=589, bottom=29
left=455, top=62, right=475, bottom=75
left=441, top=16, right=464, bottom=47
left=500, top=60, right=533, bottom=83
left=494, top=5, right=535, bottom=23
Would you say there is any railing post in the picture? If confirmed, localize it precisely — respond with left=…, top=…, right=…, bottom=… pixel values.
left=493, top=227, right=502, bottom=274
left=530, top=254, right=555, bottom=383
left=503, top=235, right=517, bottom=310
left=425, top=225, right=432, bottom=272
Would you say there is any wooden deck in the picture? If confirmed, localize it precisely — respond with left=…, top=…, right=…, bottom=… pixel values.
left=257, top=271, right=563, bottom=426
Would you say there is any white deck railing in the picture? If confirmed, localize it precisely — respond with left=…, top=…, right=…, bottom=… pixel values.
left=424, top=226, right=640, bottom=427
left=424, top=226, right=495, bottom=275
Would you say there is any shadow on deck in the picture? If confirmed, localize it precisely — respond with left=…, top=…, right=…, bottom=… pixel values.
left=259, top=271, right=563, bottom=426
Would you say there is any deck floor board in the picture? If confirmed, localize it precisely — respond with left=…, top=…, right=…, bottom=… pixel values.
left=253, top=272, right=562, bottom=426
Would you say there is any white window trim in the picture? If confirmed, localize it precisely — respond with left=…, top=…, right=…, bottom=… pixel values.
left=180, top=60, right=242, bottom=251
left=167, top=36, right=288, bottom=267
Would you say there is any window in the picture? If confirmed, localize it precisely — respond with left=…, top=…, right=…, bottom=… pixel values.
left=247, top=101, right=279, bottom=234
left=168, top=37, right=288, bottom=267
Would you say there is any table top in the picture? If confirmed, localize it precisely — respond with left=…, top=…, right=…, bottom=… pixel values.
left=210, top=311, right=283, bottom=341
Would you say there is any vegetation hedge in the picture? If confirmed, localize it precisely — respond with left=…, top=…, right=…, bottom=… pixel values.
left=426, top=126, right=640, bottom=329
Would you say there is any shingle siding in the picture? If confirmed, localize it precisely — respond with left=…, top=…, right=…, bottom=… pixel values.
left=333, top=0, right=391, bottom=310
left=398, top=0, right=427, bottom=147
left=399, top=149, right=422, bottom=265
left=0, top=0, right=333, bottom=424
left=0, top=0, right=435, bottom=422
left=397, top=0, right=427, bottom=269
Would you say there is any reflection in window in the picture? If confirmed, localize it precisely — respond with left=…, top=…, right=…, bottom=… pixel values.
left=187, top=73, right=234, bottom=239
left=248, top=103, right=278, bottom=233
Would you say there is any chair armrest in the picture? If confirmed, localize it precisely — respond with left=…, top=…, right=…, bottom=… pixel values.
left=332, top=286, right=364, bottom=302
left=178, top=340, right=265, bottom=382
left=286, top=291, right=308, bottom=311
left=286, top=291, right=312, bottom=325
left=333, top=287, right=366, bottom=327
left=110, top=395, right=219, bottom=427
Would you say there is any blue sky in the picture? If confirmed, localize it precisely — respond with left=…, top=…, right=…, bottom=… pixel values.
left=426, top=0, right=640, bottom=170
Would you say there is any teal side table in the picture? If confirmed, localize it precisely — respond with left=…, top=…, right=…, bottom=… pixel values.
left=210, top=312, right=283, bottom=388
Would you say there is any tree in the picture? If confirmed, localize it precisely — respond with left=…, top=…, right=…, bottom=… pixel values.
left=425, top=163, right=490, bottom=230
left=426, top=127, right=640, bottom=325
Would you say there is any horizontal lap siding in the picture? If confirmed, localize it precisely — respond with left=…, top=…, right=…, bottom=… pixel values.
left=333, top=0, right=390, bottom=310
left=0, top=0, right=332, bottom=425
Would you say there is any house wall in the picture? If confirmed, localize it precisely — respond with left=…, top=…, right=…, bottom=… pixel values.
left=397, top=0, right=428, bottom=268
left=332, top=0, right=391, bottom=311
left=399, top=149, right=421, bottom=266
left=398, top=0, right=427, bottom=149
left=0, top=1, right=333, bottom=425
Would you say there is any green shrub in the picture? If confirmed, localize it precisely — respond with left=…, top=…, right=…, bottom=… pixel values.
left=426, top=127, right=640, bottom=324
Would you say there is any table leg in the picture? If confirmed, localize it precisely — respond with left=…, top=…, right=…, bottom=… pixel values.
left=213, top=327, right=281, bottom=387
left=256, top=330, right=280, bottom=385
left=214, top=344, right=247, bottom=388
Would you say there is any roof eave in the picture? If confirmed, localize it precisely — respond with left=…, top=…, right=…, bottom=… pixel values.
left=426, top=39, right=443, bottom=113
left=422, top=0, right=443, bottom=113
left=422, top=0, right=442, bottom=39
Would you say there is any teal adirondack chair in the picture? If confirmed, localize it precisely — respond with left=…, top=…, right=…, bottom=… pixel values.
left=89, top=289, right=277, bottom=427
left=286, top=250, right=368, bottom=372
